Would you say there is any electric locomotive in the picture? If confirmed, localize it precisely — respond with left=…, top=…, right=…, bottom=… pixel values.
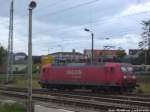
left=39, top=63, right=136, bottom=92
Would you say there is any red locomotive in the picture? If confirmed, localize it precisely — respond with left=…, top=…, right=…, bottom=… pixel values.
left=39, top=63, right=137, bottom=92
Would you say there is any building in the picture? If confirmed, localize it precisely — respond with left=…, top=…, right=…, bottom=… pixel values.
left=12, top=52, right=27, bottom=73
left=84, top=49, right=117, bottom=57
left=49, top=49, right=85, bottom=63
left=84, top=49, right=126, bottom=62
left=129, top=49, right=150, bottom=65
left=129, top=49, right=144, bottom=57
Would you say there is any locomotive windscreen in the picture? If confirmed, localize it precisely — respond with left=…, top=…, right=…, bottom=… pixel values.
left=121, top=66, right=134, bottom=75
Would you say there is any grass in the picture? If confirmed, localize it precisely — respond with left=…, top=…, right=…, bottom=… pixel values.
left=0, top=103, right=26, bottom=112
left=137, top=83, right=150, bottom=94
left=16, top=79, right=41, bottom=88
left=0, top=73, right=41, bottom=88
left=136, top=74, right=150, bottom=95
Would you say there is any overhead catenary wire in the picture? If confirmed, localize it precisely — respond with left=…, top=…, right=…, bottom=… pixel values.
left=35, top=0, right=150, bottom=24
left=89, top=10, right=150, bottom=25
left=29, top=0, right=150, bottom=37
left=6, top=0, right=148, bottom=54
left=36, top=0, right=100, bottom=17
left=34, top=10, right=150, bottom=36
left=38, top=29, right=141, bottom=54
left=35, top=0, right=69, bottom=13
left=36, top=28, right=141, bottom=45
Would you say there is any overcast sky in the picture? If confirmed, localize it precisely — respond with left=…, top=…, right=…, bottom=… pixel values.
left=0, top=0, right=150, bottom=55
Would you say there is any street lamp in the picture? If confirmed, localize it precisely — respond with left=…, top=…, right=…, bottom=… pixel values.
left=58, top=44, right=63, bottom=52
left=28, top=1, right=36, bottom=112
left=41, top=48, right=53, bottom=54
left=84, top=28, right=94, bottom=64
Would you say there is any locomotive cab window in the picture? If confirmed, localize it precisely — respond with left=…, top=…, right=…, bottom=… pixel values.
left=121, top=66, right=128, bottom=74
left=127, top=67, right=134, bottom=73
left=121, top=66, right=134, bottom=75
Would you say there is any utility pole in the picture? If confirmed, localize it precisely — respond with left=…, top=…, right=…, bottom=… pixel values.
left=91, top=33, right=94, bottom=64
left=6, top=0, right=14, bottom=83
left=141, top=20, right=150, bottom=65
left=142, top=20, right=150, bottom=49
left=148, top=21, right=150, bottom=49
left=28, top=1, right=36, bottom=112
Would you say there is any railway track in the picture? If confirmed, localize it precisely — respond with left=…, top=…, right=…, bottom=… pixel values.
left=1, top=87, right=150, bottom=102
left=0, top=87, right=150, bottom=111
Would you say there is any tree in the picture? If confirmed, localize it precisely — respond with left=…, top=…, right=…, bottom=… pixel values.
left=116, top=50, right=126, bottom=58
left=0, top=46, right=7, bottom=64
left=115, top=49, right=126, bottom=62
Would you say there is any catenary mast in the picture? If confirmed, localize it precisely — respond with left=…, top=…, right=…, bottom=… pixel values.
left=6, top=0, right=14, bottom=83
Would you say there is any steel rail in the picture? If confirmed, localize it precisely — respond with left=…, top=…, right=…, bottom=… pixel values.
left=0, top=90, right=148, bottom=111
left=0, top=89, right=150, bottom=111
left=1, top=87, right=150, bottom=102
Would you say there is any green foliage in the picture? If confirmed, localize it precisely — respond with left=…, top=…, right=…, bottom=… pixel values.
left=0, top=73, right=41, bottom=88
left=136, top=87, right=143, bottom=94
left=116, top=50, right=126, bottom=58
left=136, top=74, right=150, bottom=95
left=0, top=46, right=7, bottom=64
left=33, top=64, right=41, bottom=74
left=16, top=79, right=41, bottom=88
left=0, top=103, right=26, bottom=112
left=136, top=83, right=150, bottom=94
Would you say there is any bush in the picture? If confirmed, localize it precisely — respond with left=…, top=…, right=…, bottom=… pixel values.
left=0, top=102, right=26, bottom=112
left=136, top=87, right=143, bottom=94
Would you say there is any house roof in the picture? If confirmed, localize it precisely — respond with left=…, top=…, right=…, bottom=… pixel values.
left=49, top=52, right=84, bottom=56
left=84, top=49, right=119, bottom=56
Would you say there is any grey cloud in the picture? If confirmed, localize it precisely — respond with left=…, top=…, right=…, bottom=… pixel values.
left=0, top=0, right=149, bottom=55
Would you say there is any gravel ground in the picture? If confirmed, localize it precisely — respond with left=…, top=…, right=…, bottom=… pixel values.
left=35, top=105, right=74, bottom=112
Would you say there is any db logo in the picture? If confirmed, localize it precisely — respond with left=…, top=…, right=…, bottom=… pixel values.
left=66, top=70, right=82, bottom=75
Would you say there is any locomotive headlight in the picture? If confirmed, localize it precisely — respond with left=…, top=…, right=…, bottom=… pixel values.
left=132, top=75, right=136, bottom=79
left=123, top=75, right=127, bottom=79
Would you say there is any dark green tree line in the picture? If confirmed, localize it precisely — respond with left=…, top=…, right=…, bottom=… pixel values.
left=0, top=46, right=7, bottom=64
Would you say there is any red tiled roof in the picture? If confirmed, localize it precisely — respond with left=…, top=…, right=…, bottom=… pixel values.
left=84, top=49, right=117, bottom=56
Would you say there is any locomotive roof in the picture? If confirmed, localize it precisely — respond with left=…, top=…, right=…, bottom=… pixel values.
left=52, top=63, right=105, bottom=67
left=42, top=62, right=129, bottom=68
